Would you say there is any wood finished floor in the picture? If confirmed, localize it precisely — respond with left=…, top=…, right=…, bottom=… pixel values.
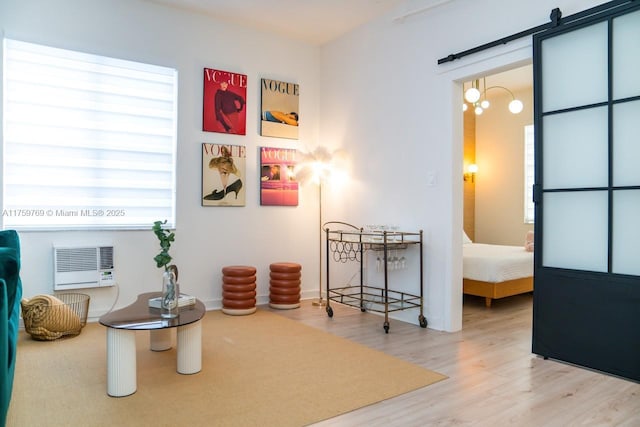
left=265, top=294, right=640, bottom=427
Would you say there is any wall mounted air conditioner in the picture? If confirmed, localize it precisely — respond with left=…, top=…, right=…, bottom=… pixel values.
left=53, top=245, right=115, bottom=290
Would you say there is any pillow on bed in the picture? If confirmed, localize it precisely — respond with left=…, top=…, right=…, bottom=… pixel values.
left=463, top=231, right=472, bottom=244
left=525, top=230, right=534, bottom=252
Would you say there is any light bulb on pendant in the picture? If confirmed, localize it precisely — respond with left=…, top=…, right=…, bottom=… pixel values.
left=480, top=99, right=490, bottom=109
left=464, top=87, right=481, bottom=103
left=474, top=106, right=483, bottom=115
left=509, top=99, right=523, bottom=114
left=462, top=103, right=468, bottom=112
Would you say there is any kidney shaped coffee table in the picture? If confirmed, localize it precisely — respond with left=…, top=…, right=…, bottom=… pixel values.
left=99, top=291, right=206, bottom=397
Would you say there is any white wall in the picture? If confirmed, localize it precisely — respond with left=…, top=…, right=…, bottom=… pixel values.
left=319, top=0, right=606, bottom=331
left=476, top=86, right=534, bottom=246
left=0, top=0, right=322, bottom=319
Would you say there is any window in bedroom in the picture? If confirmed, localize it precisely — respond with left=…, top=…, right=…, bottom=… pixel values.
left=524, top=124, right=535, bottom=224
left=2, top=38, right=178, bottom=230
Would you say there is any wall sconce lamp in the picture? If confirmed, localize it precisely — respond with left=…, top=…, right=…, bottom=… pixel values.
left=464, top=164, right=478, bottom=183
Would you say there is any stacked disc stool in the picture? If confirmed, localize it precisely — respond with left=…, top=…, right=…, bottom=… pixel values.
left=269, top=262, right=302, bottom=309
left=222, top=266, right=257, bottom=315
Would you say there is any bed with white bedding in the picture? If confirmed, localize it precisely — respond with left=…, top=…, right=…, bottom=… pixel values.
left=463, top=240, right=534, bottom=307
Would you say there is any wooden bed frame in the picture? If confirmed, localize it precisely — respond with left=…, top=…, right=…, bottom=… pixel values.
left=463, top=276, right=533, bottom=308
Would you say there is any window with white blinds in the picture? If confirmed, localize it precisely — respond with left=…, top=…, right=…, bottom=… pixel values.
left=2, top=38, right=177, bottom=230
left=524, top=124, right=535, bottom=224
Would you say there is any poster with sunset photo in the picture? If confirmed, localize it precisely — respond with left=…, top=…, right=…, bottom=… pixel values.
left=260, top=147, right=298, bottom=206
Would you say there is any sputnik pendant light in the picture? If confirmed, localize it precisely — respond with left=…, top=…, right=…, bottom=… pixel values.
left=464, top=79, right=481, bottom=103
left=463, top=77, right=523, bottom=115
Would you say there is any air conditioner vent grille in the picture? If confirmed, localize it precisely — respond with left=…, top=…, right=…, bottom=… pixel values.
left=55, top=248, right=98, bottom=273
left=99, top=246, right=114, bottom=269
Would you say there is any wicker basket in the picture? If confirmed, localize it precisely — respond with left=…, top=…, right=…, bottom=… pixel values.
left=21, top=293, right=90, bottom=340
left=56, top=293, right=90, bottom=327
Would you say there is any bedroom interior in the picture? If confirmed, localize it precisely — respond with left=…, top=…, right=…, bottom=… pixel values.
left=462, top=65, right=535, bottom=307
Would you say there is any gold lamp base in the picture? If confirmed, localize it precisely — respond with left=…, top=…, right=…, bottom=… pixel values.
left=312, top=298, right=326, bottom=307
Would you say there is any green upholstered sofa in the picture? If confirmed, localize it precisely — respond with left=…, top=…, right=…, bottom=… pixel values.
left=0, top=230, right=22, bottom=427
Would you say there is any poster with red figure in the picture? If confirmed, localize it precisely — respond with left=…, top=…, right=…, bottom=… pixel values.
left=260, top=147, right=298, bottom=206
left=202, top=143, right=246, bottom=207
left=203, top=68, right=247, bottom=135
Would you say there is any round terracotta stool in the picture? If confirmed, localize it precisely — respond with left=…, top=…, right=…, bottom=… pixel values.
left=222, top=266, right=257, bottom=315
left=269, top=262, right=301, bottom=309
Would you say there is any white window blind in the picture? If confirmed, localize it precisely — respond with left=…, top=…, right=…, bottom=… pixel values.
left=524, top=124, right=535, bottom=224
left=2, top=39, right=177, bottom=230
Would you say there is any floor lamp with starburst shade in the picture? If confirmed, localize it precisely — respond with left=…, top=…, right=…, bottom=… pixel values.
left=295, top=147, right=346, bottom=306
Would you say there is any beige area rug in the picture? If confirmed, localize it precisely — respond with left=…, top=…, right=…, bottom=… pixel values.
left=8, top=309, right=446, bottom=427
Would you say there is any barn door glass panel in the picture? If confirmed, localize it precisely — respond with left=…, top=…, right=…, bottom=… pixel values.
left=541, top=22, right=607, bottom=112
left=611, top=9, right=640, bottom=277
left=542, top=191, right=607, bottom=272
left=612, top=101, right=640, bottom=186
left=542, top=107, right=608, bottom=189
left=612, top=10, right=640, bottom=100
left=612, top=190, right=640, bottom=275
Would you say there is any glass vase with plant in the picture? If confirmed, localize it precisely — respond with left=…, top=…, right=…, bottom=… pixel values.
left=153, top=220, right=179, bottom=318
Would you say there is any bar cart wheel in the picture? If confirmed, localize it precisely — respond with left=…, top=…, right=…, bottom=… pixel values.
left=326, top=306, right=333, bottom=317
left=419, top=314, right=428, bottom=328
left=383, top=321, right=390, bottom=334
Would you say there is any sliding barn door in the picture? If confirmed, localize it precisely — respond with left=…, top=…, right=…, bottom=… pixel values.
left=532, top=3, right=640, bottom=382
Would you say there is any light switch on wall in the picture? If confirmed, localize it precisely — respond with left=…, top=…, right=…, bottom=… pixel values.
left=426, top=171, right=437, bottom=186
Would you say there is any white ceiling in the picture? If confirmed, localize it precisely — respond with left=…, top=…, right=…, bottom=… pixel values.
left=145, top=0, right=406, bottom=45
left=144, top=0, right=531, bottom=90
left=482, top=64, right=533, bottom=94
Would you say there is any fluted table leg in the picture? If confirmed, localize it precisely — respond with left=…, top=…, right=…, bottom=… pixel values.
left=150, top=329, right=172, bottom=351
left=106, top=328, right=136, bottom=397
left=177, top=321, right=202, bottom=374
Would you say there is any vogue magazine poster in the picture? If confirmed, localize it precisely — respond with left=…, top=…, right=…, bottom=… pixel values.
left=260, top=147, right=298, bottom=206
left=260, top=78, right=299, bottom=140
left=203, top=68, right=247, bottom=135
left=202, top=143, right=246, bottom=207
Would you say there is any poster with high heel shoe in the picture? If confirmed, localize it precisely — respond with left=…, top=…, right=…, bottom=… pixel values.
left=260, top=147, right=298, bottom=206
left=202, top=143, right=246, bottom=206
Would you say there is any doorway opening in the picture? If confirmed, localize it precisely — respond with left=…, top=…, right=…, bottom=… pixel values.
left=460, top=64, right=535, bottom=312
